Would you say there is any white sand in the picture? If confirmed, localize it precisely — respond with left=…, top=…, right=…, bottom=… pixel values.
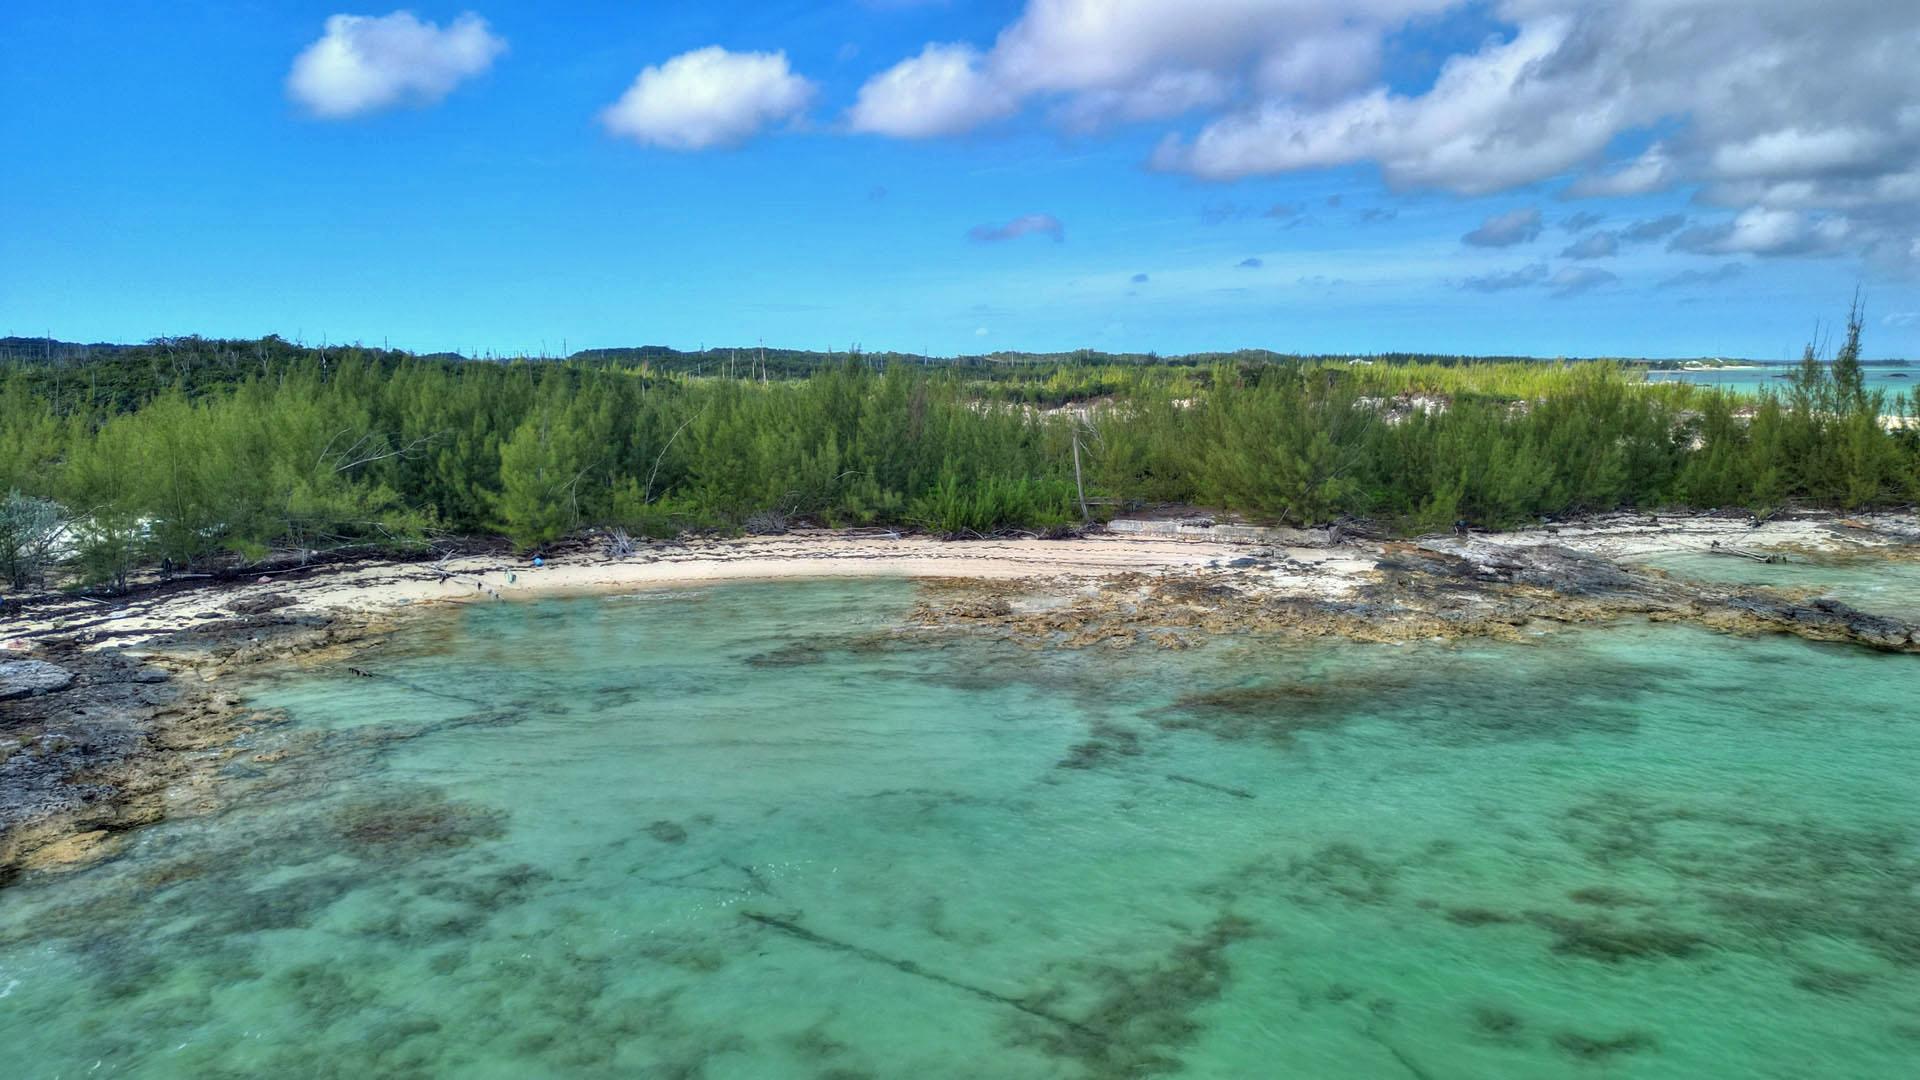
left=7, top=531, right=1347, bottom=648
left=7, top=513, right=1911, bottom=651
left=1485, top=511, right=1918, bottom=560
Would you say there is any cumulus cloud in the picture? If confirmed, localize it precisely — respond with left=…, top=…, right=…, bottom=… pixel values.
left=1659, top=264, right=1746, bottom=290
left=843, top=1, right=1920, bottom=271
left=1548, top=266, right=1618, bottom=298
left=849, top=0, right=1453, bottom=138
left=1620, top=214, right=1687, bottom=243
left=1050, top=69, right=1232, bottom=132
left=1459, top=262, right=1614, bottom=297
left=1568, top=146, right=1675, bottom=198
left=1561, top=211, right=1605, bottom=233
left=967, top=213, right=1064, bottom=243
left=287, top=11, right=505, bottom=118
left=1154, top=20, right=1617, bottom=193
left=848, top=44, right=1017, bottom=137
left=1462, top=208, right=1543, bottom=248
left=1669, top=207, right=1850, bottom=258
left=601, top=47, right=815, bottom=150
left=1561, top=231, right=1619, bottom=260
left=1885, top=311, right=1920, bottom=328
left=1460, top=264, right=1548, bottom=293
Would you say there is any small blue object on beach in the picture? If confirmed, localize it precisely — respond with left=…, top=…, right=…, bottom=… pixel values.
left=533, top=557, right=544, bottom=568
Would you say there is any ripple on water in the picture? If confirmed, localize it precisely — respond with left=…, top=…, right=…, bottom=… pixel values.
left=1, top=580, right=1917, bottom=1078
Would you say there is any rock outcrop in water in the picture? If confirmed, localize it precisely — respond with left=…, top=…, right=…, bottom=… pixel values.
left=912, top=539, right=1920, bottom=655
left=0, top=611, right=392, bottom=884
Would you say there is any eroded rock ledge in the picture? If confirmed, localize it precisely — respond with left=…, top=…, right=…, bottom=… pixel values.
left=0, top=611, right=393, bottom=884
left=909, top=541, right=1920, bottom=655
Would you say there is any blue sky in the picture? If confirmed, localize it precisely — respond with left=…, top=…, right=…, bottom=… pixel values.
left=3, top=1, right=1916, bottom=358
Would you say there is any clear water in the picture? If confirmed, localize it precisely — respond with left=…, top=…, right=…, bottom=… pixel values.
left=3, top=580, right=1919, bottom=1079
left=1643, top=365, right=1917, bottom=399
left=1634, top=550, right=1920, bottom=618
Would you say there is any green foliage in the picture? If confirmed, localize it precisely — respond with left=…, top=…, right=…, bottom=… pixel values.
left=0, top=491, right=65, bottom=589
left=910, top=474, right=1079, bottom=535
left=1, top=313, right=1913, bottom=590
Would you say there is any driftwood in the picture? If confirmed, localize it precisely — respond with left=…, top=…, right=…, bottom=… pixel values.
left=1708, top=543, right=1786, bottom=564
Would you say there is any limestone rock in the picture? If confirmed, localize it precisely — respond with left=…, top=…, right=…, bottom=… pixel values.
left=0, top=660, right=74, bottom=700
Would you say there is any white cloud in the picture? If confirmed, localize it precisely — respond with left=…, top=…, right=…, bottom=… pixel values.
left=1462, top=208, right=1543, bottom=248
left=288, top=11, right=505, bottom=119
left=1620, top=215, right=1686, bottom=243
left=1547, top=266, right=1618, bottom=298
left=849, top=0, right=1450, bottom=137
left=1254, top=28, right=1383, bottom=102
left=848, top=0, right=1920, bottom=270
left=602, top=47, right=815, bottom=150
left=1567, top=145, right=1675, bottom=198
left=1459, top=263, right=1548, bottom=293
left=1050, top=70, right=1231, bottom=132
left=986, top=0, right=1442, bottom=96
left=1670, top=207, right=1851, bottom=258
left=1660, top=264, right=1746, bottom=290
left=1710, top=127, right=1890, bottom=180
left=1155, top=18, right=1629, bottom=192
left=1458, top=262, right=1615, bottom=297
left=848, top=44, right=1016, bottom=137
left=1561, top=231, right=1619, bottom=259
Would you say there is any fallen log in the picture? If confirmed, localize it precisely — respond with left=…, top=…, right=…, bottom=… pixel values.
left=1708, top=545, right=1784, bottom=563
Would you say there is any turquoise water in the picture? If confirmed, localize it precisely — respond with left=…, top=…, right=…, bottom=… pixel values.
left=1635, top=550, right=1920, bottom=617
left=4, top=580, right=1920, bottom=1078
left=1643, top=365, right=1916, bottom=399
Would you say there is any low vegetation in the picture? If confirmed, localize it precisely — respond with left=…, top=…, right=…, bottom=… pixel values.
left=1, top=309, right=1914, bottom=588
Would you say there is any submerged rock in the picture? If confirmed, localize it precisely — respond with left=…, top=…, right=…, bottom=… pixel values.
left=910, top=538, right=1920, bottom=657
left=646, top=820, right=689, bottom=845
left=1, top=612, right=391, bottom=887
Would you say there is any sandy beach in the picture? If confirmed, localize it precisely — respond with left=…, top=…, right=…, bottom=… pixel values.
left=8, top=510, right=1914, bottom=652
left=5, top=528, right=1365, bottom=649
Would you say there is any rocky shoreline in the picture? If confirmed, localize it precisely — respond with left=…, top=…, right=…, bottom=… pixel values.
left=908, top=540, right=1920, bottom=653
left=1, top=608, right=396, bottom=884
left=4, top=510, right=1916, bottom=886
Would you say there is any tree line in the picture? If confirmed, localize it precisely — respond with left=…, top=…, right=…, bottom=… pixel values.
left=2, top=314, right=1914, bottom=591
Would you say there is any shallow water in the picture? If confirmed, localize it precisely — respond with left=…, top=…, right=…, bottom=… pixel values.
left=4, top=580, right=1919, bottom=1078
left=1634, top=550, right=1920, bottom=617
left=1644, top=365, right=1916, bottom=399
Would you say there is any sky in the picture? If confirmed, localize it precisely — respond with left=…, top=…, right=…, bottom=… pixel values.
left=3, top=0, right=1918, bottom=359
